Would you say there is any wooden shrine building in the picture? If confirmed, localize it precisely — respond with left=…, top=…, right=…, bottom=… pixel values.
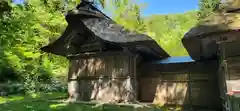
left=41, top=1, right=170, bottom=103
left=39, top=1, right=240, bottom=111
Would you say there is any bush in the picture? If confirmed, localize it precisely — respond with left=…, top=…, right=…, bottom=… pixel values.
left=0, top=1, right=68, bottom=93
left=0, top=80, right=67, bottom=95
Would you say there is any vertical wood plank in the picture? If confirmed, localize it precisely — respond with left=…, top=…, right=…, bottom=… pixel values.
left=188, top=71, right=192, bottom=108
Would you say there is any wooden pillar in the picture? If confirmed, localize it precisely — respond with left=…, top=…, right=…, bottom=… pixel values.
left=219, top=42, right=232, bottom=111
left=121, top=49, right=138, bottom=103
left=133, top=54, right=140, bottom=102
left=67, top=60, right=80, bottom=102
left=188, top=70, right=193, bottom=110
left=67, top=59, right=89, bottom=102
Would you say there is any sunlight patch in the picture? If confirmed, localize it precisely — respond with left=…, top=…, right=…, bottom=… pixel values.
left=30, top=93, right=40, bottom=98
left=0, top=97, right=7, bottom=104
left=0, top=96, right=24, bottom=104
left=49, top=103, right=68, bottom=109
left=8, top=96, right=24, bottom=101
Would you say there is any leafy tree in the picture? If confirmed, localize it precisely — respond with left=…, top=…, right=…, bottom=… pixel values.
left=198, top=0, right=221, bottom=19
left=0, top=0, right=146, bottom=91
left=0, top=0, right=68, bottom=92
left=145, top=11, right=198, bottom=56
left=0, top=0, right=199, bottom=95
left=100, top=0, right=147, bottom=33
left=0, top=0, right=11, bottom=16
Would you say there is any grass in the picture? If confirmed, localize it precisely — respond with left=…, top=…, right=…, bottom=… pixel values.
left=0, top=92, right=162, bottom=111
left=0, top=92, right=72, bottom=111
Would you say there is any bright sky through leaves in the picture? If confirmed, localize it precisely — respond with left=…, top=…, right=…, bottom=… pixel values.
left=138, top=0, right=199, bottom=16
left=13, top=0, right=199, bottom=16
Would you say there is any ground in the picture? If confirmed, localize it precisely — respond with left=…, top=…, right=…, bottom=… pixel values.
left=0, top=92, right=168, bottom=111
left=0, top=92, right=73, bottom=111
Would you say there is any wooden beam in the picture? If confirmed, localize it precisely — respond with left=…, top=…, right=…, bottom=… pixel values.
left=215, top=33, right=238, bottom=44
left=68, top=75, right=137, bottom=81
left=67, top=51, right=134, bottom=59
left=79, top=41, right=101, bottom=49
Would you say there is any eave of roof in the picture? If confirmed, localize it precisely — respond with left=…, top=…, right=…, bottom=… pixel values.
left=183, top=12, right=240, bottom=39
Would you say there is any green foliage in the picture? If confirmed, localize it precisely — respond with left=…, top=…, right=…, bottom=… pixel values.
left=104, top=0, right=196, bottom=56
left=0, top=0, right=199, bottom=94
left=144, top=11, right=198, bottom=56
left=0, top=0, right=68, bottom=92
left=0, top=81, right=67, bottom=95
left=0, top=0, right=11, bottom=16
left=105, top=0, right=147, bottom=33
left=198, top=0, right=221, bottom=19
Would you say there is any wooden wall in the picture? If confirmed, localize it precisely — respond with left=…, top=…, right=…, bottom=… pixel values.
left=218, top=39, right=240, bottom=111
left=138, top=61, right=221, bottom=110
left=67, top=54, right=137, bottom=102
left=226, top=57, right=240, bottom=92
left=68, top=55, right=130, bottom=77
left=220, top=39, right=240, bottom=93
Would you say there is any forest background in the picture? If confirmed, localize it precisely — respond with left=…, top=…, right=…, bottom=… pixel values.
left=0, top=0, right=220, bottom=93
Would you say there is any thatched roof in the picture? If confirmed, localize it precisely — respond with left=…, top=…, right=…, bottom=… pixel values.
left=41, top=1, right=169, bottom=60
left=183, top=0, right=240, bottom=39
left=182, top=11, right=240, bottom=60
left=221, top=0, right=240, bottom=12
left=184, top=12, right=240, bottom=39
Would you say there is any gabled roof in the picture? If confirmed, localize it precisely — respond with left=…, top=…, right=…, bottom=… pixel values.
left=41, top=1, right=169, bottom=60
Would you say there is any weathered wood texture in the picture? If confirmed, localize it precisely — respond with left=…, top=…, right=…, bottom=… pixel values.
left=139, top=73, right=189, bottom=105
left=223, top=56, right=240, bottom=93
left=222, top=39, right=240, bottom=57
left=183, top=31, right=240, bottom=60
left=218, top=40, right=240, bottom=94
left=218, top=40, right=240, bottom=111
left=67, top=54, right=137, bottom=103
left=138, top=62, right=221, bottom=110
